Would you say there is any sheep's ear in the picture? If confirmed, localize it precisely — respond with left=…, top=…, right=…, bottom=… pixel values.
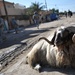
left=72, top=34, right=75, bottom=43
left=50, top=31, right=56, bottom=45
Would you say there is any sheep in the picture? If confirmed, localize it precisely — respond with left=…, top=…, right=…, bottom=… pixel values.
left=25, top=40, right=70, bottom=71
left=25, top=26, right=75, bottom=71
left=38, top=26, right=75, bottom=68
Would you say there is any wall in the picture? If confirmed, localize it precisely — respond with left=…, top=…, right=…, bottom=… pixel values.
left=17, top=20, right=30, bottom=27
left=0, top=6, right=25, bottom=16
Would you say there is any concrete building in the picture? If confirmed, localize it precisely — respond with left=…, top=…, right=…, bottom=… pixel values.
left=14, top=3, right=26, bottom=9
left=0, top=0, right=29, bottom=29
left=0, top=0, right=25, bottom=16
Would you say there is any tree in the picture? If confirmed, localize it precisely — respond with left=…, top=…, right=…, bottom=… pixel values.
left=25, top=2, right=45, bottom=24
left=55, top=9, right=59, bottom=14
left=30, top=2, right=45, bottom=14
left=51, top=8, right=56, bottom=13
left=25, top=8, right=33, bottom=15
left=51, top=8, right=59, bottom=14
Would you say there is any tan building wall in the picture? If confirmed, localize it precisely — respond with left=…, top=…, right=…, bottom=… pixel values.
left=0, top=1, right=25, bottom=16
left=0, top=1, right=14, bottom=15
left=0, top=2, right=3, bottom=8
left=0, top=0, right=3, bottom=1
left=0, top=1, right=14, bottom=8
left=0, top=7, right=25, bottom=15
left=17, top=20, right=30, bottom=27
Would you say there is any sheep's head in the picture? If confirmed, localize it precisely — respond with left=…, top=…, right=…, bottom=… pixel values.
left=52, top=26, right=70, bottom=46
left=39, top=26, right=74, bottom=46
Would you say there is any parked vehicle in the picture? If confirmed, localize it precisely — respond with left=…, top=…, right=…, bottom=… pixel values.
left=45, top=13, right=59, bottom=22
left=50, top=13, right=58, bottom=21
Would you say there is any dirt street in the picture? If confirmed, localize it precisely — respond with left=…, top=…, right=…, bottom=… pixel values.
left=1, top=15, right=75, bottom=75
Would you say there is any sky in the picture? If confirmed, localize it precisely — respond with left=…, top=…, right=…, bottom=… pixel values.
left=5, top=0, right=75, bottom=12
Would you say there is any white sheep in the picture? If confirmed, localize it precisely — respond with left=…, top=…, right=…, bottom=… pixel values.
left=25, top=26, right=75, bottom=71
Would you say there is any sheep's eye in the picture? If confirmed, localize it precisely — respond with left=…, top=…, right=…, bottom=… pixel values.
left=58, top=33, right=61, bottom=38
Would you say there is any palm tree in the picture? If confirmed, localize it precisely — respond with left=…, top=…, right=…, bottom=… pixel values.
left=25, top=2, right=45, bottom=24
left=25, top=7, right=33, bottom=15
left=30, top=2, right=45, bottom=14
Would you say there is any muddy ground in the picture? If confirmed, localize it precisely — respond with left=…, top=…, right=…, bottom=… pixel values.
left=1, top=15, right=75, bottom=75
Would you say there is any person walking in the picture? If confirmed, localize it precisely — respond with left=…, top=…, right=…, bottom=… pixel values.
left=0, top=17, right=3, bottom=33
left=0, top=16, right=6, bottom=42
left=68, top=10, right=73, bottom=18
left=4, top=17, right=9, bottom=33
left=33, top=11, right=39, bottom=29
left=11, top=17, right=19, bottom=34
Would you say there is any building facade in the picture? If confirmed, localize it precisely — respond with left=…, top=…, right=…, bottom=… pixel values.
left=0, top=0, right=26, bottom=29
left=0, top=0, right=25, bottom=16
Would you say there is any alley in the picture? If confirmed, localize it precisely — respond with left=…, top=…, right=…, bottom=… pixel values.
left=0, top=15, right=75, bottom=75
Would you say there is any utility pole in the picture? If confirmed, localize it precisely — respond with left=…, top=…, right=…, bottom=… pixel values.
left=3, top=0, right=9, bottom=25
left=45, top=0, right=47, bottom=10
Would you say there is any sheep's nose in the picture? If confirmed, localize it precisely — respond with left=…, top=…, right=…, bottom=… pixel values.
left=54, top=40, right=63, bottom=46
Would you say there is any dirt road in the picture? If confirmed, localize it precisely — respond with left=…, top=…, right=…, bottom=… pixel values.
left=1, top=15, right=75, bottom=75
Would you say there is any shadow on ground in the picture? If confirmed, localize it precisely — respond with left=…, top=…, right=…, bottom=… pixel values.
left=0, top=25, right=57, bottom=49
left=41, top=67, right=75, bottom=75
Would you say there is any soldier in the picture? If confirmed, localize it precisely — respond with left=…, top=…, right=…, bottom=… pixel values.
left=33, top=11, right=39, bottom=29
left=11, top=17, right=19, bottom=34
left=0, top=16, right=6, bottom=42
